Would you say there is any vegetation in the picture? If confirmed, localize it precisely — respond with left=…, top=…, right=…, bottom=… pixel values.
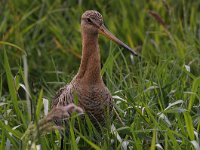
left=0, top=0, right=200, bottom=149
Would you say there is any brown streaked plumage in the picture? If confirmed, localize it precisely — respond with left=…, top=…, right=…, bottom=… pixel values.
left=52, top=10, right=137, bottom=126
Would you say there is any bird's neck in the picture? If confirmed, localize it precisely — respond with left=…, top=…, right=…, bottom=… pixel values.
left=76, top=32, right=103, bottom=84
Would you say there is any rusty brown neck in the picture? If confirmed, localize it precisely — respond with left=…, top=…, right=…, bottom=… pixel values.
left=76, top=31, right=103, bottom=85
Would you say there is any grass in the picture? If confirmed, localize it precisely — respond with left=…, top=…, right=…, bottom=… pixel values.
left=0, top=0, right=200, bottom=149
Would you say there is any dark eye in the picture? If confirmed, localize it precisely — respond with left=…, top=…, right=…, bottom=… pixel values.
left=87, top=18, right=92, bottom=23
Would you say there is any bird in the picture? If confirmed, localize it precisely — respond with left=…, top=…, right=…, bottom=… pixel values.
left=52, top=10, right=137, bottom=127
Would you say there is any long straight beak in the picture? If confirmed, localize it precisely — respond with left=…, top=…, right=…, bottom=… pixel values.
left=98, top=24, right=138, bottom=56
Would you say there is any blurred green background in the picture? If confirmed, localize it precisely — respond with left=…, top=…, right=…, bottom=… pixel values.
left=0, top=0, right=200, bottom=149
left=0, top=0, right=200, bottom=92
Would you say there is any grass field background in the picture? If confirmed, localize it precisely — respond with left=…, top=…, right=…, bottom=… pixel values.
left=0, top=0, right=200, bottom=149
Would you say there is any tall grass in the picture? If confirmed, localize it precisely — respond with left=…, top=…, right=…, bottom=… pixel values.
left=0, top=0, right=200, bottom=149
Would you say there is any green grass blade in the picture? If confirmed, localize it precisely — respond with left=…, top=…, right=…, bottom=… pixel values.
left=79, top=134, right=101, bottom=150
left=1, top=130, right=6, bottom=150
left=69, top=122, right=78, bottom=150
left=0, top=125, right=19, bottom=149
left=0, top=75, right=2, bottom=97
left=188, top=77, right=200, bottom=112
left=35, top=89, right=43, bottom=121
left=167, top=130, right=179, bottom=149
left=150, top=129, right=156, bottom=150
left=184, top=112, right=194, bottom=141
left=0, top=41, right=25, bottom=54
left=3, top=50, right=26, bottom=127
left=0, top=121, right=23, bottom=139
left=22, top=55, right=32, bottom=121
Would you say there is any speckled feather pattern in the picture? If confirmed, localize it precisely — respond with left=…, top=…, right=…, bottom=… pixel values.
left=82, top=10, right=103, bottom=23
left=52, top=79, right=113, bottom=124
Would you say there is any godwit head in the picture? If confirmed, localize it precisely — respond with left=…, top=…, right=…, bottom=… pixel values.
left=81, top=10, right=137, bottom=56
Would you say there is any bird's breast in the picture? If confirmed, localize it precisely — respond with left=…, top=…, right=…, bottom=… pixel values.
left=73, top=83, right=113, bottom=123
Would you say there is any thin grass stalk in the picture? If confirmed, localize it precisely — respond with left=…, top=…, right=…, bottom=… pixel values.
left=23, top=54, right=32, bottom=121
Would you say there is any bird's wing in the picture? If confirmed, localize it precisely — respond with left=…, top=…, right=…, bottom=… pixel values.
left=52, top=84, right=74, bottom=108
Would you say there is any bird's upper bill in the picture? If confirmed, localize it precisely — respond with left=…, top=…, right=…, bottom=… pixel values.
left=81, top=10, right=138, bottom=56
